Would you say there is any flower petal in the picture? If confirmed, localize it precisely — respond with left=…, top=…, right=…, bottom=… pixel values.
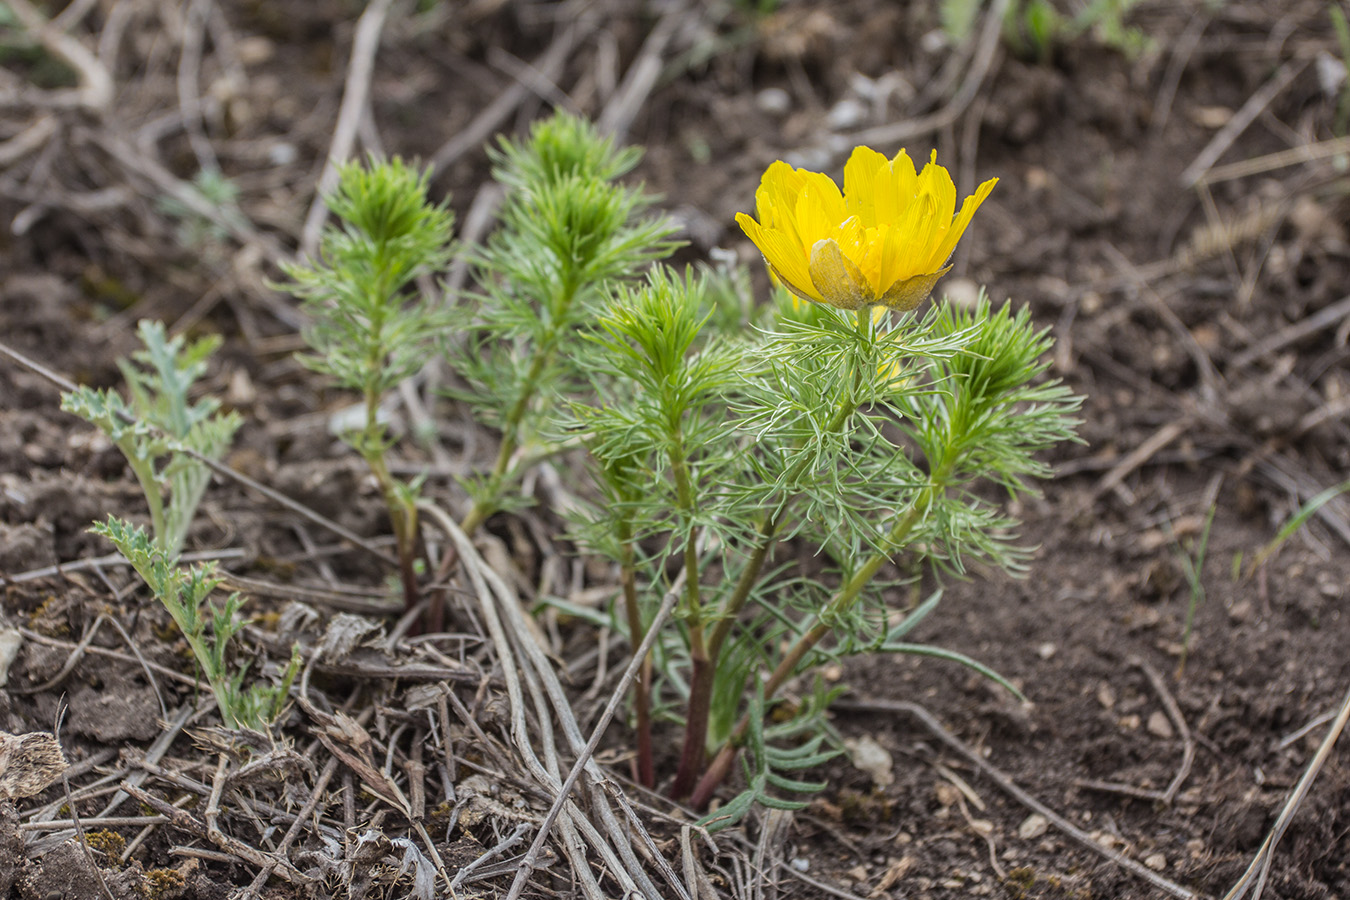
left=885, top=191, right=941, bottom=284
left=917, top=150, right=957, bottom=241
left=875, top=150, right=917, bottom=226
left=927, top=176, right=998, bottom=271
left=737, top=211, right=821, bottom=303
left=810, top=239, right=873, bottom=310
left=844, top=146, right=888, bottom=226
left=878, top=265, right=951, bottom=311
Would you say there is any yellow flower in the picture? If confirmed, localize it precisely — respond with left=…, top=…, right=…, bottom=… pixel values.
left=736, top=147, right=997, bottom=312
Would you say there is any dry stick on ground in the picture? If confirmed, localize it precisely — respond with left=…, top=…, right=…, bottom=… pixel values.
left=16, top=629, right=200, bottom=691
left=20, top=815, right=167, bottom=832
left=1102, top=242, right=1225, bottom=403
left=835, top=699, right=1198, bottom=900
left=427, top=507, right=627, bottom=900
left=1078, top=341, right=1350, bottom=548
left=1133, top=657, right=1196, bottom=805
left=1222, top=681, right=1350, bottom=900
left=237, top=754, right=340, bottom=900
left=1083, top=418, right=1191, bottom=507
left=299, top=0, right=395, bottom=258
left=749, top=808, right=794, bottom=900
left=8, top=615, right=166, bottom=718
left=1148, top=7, right=1212, bottom=140
left=1179, top=59, right=1308, bottom=187
left=55, top=722, right=120, bottom=900
left=681, top=826, right=721, bottom=900
left=498, top=542, right=687, bottom=900
left=594, top=3, right=686, bottom=142
left=133, top=758, right=345, bottom=843
left=1229, top=291, right=1350, bottom=371
left=124, top=782, right=314, bottom=885
left=449, top=822, right=531, bottom=892
left=777, top=861, right=871, bottom=900
left=3, top=547, right=246, bottom=586
left=89, top=703, right=193, bottom=820
left=3, top=0, right=112, bottom=112
left=1197, top=135, right=1350, bottom=187
left=428, top=10, right=593, bottom=171
left=176, top=0, right=220, bottom=174
left=86, top=128, right=291, bottom=267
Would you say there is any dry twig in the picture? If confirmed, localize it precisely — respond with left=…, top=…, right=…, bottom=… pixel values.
left=300, top=0, right=396, bottom=258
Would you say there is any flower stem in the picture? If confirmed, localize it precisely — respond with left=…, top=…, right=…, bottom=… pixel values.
left=683, top=309, right=876, bottom=799
left=689, top=472, right=945, bottom=810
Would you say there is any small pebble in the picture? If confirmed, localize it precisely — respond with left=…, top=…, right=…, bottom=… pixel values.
left=1147, top=711, right=1175, bottom=739
left=756, top=87, right=791, bottom=116
left=1096, top=683, right=1117, bottom=710
left=1017, top=813, right=1048, bottom=840
left=826, top=98, right=868, bottom=130
left=269, top=142, right=299, bottom=166
left=942, top=277, right=981, bottom=309
left=1317, top=50, right=1348, bottom=98
left=1144, top=853, right=1167, bottom=871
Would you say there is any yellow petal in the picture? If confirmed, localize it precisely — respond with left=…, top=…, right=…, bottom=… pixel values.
left=737, top=212, right=820, bottom=303
left=917, top=151, right=957, bottom=245
left=927, top=176, right=998, bottom=271
left=830, top=216, right=869, bottom=282
left=878, top=266, right=950, bottom=311
left=758, top=162, right=811, bottom=249
left=843, top=146, right=888, bottom=226
left=810, top=239, right=872, bottom=310
left=801, top=171, right=847, bottom=229
left=887, top=192, right=941, bottom=283
left=875, top=150, right=917, bottom=226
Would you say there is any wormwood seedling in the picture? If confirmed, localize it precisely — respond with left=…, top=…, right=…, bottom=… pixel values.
left=279, top=157, right=455, bottom=626
left=92, top=517, right=299, bottom=730
left=61, top=319, right=241, bottom=556
left=61, top=324, right=293, bottom=729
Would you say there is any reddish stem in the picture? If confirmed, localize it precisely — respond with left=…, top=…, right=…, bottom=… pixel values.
left=689, top=742, right=738, bottom=811
left=668, top=653, right=714, bottom=800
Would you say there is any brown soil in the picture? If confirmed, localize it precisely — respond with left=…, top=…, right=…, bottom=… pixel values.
left=3, top=1, right=1350, bottom=898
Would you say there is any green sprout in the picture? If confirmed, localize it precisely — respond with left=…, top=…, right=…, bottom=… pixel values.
left=61, top=319, right=241, bottom=556
left=156, top=169, right=243, bottom=255
left=1168, top=504, right=1216, bottom=679
left=279, top=156, right=455, bottom=626
left=91, top=517, right=299, bottom=730
left=1247, top=479, right=1350, bottom=575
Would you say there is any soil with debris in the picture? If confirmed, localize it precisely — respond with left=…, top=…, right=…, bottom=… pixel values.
left=2, top=1, right=1350, bottom=898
